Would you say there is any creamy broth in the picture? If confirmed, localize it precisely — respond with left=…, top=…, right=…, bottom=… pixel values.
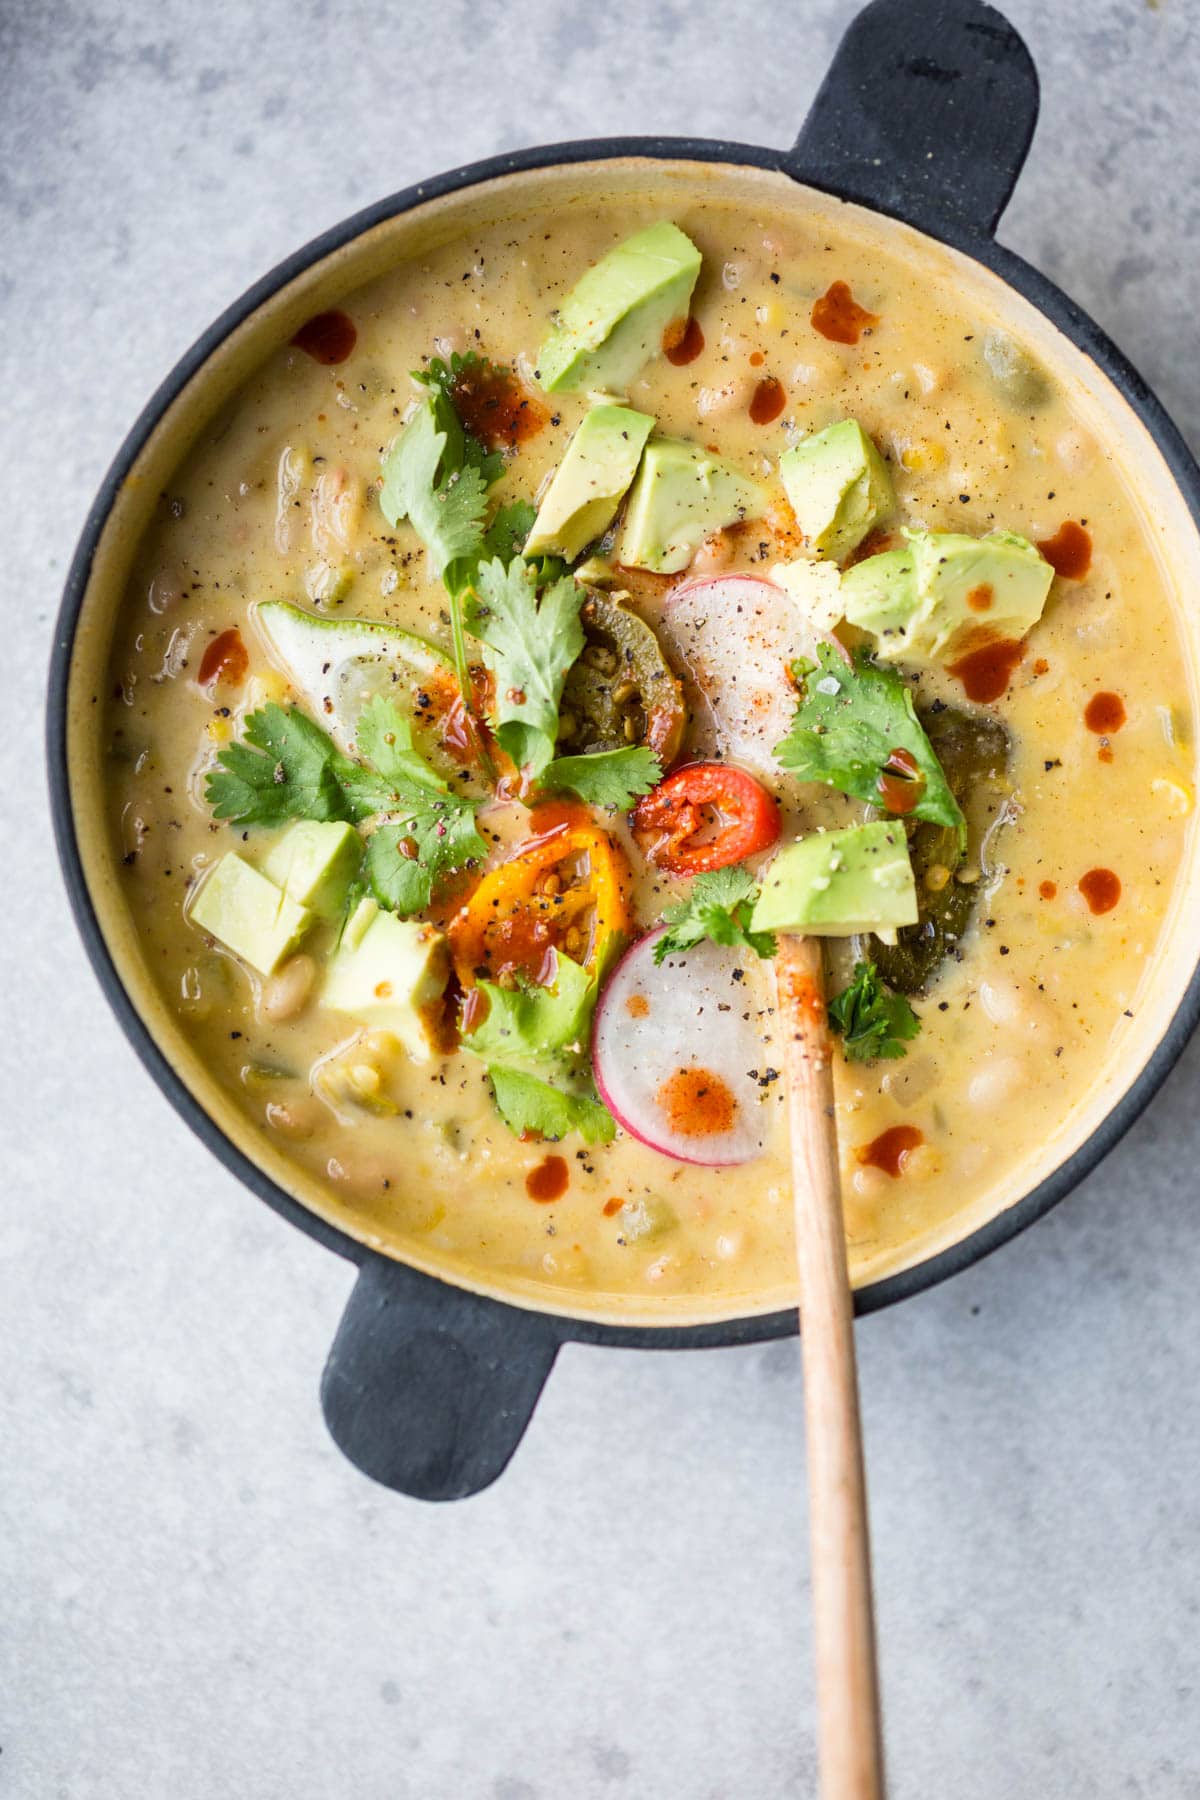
left=103, top=187, right=1194, bottom=1313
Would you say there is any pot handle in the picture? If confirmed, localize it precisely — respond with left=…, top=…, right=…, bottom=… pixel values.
left=782, top=0, right=1038, bottom=238
left=320, top=1254, right=561, bottom=1500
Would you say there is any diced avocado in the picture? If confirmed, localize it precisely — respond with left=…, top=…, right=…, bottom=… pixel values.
left=262, top=821, right=361, bottom=921
left=253, top=600, right=456, bottom=759
left=322, top=897, right=449, bottom=1062
left=190, top=853, right=312, bottom=976
left=524, top=404, right=654, bottom=562
left=779, top=419, right=895, bottom=561
left=537, top=221, right=702, bottom=396
left=841, top=528, right=1052, bottom=665
left=616, top=438, right=767, bottom=574
left=770, top=558, right=845, bottom=633
left=751, top=822, right=917, bottom=938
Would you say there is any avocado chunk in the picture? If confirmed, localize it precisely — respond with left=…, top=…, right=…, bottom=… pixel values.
left=779, top=420, right=895, bottom=561
left=190, top=853, right=312, bottom=976
left=262, top=821, right=362, bottom=922
left=770, top=557, right=845, bottom=632
left=322, top=897, right=450, bottom=1061
left=254, top=600, right=457, bottom=762
left=524, top=404, right=654, bottom=562
left=616, top=438, right=767, bottom=574
left=751, top=822, right=918, bottom=938
left=537, top=221, right=702, bottom=396
left=841, top=527, right=1053, bottom=665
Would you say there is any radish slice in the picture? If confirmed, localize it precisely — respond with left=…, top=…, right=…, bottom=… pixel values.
left=659, top=574, right=835, bottom=776
left=593, top=927, right=779, bottom=1165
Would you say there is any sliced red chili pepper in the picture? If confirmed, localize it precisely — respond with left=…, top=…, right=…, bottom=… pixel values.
left=631, top=762, right=780, bottom=876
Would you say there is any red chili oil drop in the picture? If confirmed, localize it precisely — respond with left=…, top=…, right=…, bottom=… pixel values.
left=749, top=375, right=787, bottom=424
left=603, top=1196, right=624, bottom=1218
left=1039, top=880, right=1057, bottom=900
left=858, top=1125, right=924, bottom=1178
left=966, top=583, right=993, bottom=613
left=1080, top=868, right=1121, bottom=914
left=657, top=1066, right=737, bottom=1138
left=1098, top=745, right=1115, bottom=764
left=451, top=363, right=547, bottom=450
left=663, top=316, right=705, bottom=365
left=626, top=993, right=650, bottom=1019
left=876, top=746, right=924, bottom=816
left=197, top=627, right=248, bottom=689
left=1038, top=520, right=1092, bottom=580
left=811, top=281, right=878, bottom=345
left=946, top=634, right=1025, bottom=704
left=291, top=310, right=357, bottom=365
left=526, top=1154, right=569, bottom=1203
left=1084, top=691, right=1126, bottom=735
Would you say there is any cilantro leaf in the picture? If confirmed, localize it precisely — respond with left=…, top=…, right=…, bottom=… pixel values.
left=466, top=558, right=585, bottom=774
left=481, top=499, right=537, bottom=563
left=654, top=865, right=777, bottom=964
left=465, top=954, right=595, bottom=1067
left=539, top=746, right=661, bottom=812
left=206, top=703, right=352, bottom=827
left=378, top=397, right=490, bottom=582
left=774, top=644, right=966, bottom=850
left=461, top=953, right=614, bottom=1144
left=828, top=961, right=921, bottom=1062
left=486, top=1067, right=616, bottom=1146
left=355, top=697, right=486, bottom=914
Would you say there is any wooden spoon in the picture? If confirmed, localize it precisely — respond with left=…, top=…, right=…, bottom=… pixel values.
left=775, top=932, right=885, bottom=1800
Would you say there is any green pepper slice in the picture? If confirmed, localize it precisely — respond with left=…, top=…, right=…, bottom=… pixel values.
left=557, top=591, right=685, bottom=766
left=865, top=705, right=1012, bottom=995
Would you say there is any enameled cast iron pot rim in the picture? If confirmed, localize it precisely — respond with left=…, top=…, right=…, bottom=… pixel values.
left=46, top=0, right=1200, bottom=1492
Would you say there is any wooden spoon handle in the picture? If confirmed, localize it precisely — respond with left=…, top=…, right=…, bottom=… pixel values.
left=776, top=932, right=885, bottom=1800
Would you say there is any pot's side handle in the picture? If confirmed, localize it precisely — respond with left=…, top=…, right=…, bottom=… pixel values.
left=783, top=0, right=1038, bottom=238
left=320, top=1255, right=561, bottom=1500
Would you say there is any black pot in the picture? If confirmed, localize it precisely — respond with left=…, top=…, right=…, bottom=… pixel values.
left=48, top=0, right=1200, bottom=1500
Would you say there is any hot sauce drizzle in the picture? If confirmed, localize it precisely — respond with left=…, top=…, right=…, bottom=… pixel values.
left=663, top=316, right=705, bottom=365
left=291, top=310, right=357, bottom=365
left=811, top=281, right=878, bottom=345
left=526, top=1154, right=569, bottom=1202
left=749, top=376, right=786, bottom=424
left=602, top=1196, right=624, bottom=1218
left=451, top=363, right=548, bottom=449
left=876, top=746, right=925, bottom=815
left=1038, top=520, right=1092, bottom=580
left=197, top=627, right=248, bottom=689
left=946, top=634, right=1025, bottom=703
left=1084, top=692, right=1126, bottom=735
left=657, top=1066, right=737, bottom=1138
left=1079, top=868, right=1121, bottom=915
left=966, top=583, right=993, bottom=613
left=1039, top=880, right=1058, bottom=900
left=858, top=1125, right=924, bottom=1178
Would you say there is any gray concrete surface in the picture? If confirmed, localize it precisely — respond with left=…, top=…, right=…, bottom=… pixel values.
left=3, top=0, right=1199, bottom=1794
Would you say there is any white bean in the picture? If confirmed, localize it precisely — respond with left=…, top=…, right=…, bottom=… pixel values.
left=968, top=1055, right=1024, bottom=1109
left=259, top=954, right=316, bottom=1024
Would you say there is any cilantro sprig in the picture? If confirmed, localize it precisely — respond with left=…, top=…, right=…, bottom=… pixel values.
left=654, top=866, right=777, bottom=965
left=465, top=557, right=586, bottom=775
left=206, top=698, right=483, bottom=916
left=828, top=961, right=921, bottom=1063
left=774, top=644, right=966, bottom=850
left=461, top=952, right=615, bottom=1144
